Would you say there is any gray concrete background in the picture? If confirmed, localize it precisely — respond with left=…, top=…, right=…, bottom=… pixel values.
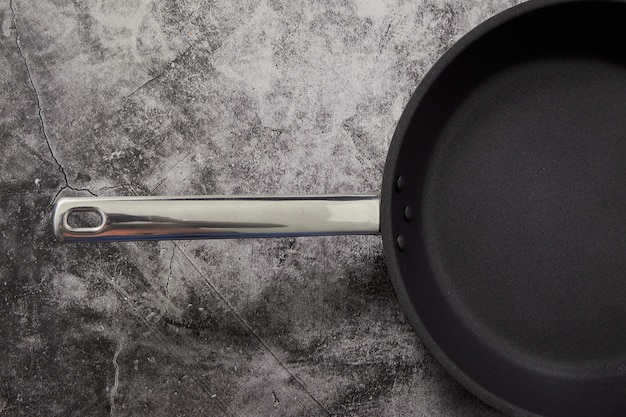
left=1, top=0, right=521, bottom=415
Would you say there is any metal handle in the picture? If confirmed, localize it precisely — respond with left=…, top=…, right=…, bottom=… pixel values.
left=53, top=195, right=381, bottom=242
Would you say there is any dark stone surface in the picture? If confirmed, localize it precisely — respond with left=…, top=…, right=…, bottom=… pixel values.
left=1, top=0, right=521, bottom=415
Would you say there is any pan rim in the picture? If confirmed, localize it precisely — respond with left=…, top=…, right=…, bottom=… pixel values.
left=380, top=0, right=626, bottom=416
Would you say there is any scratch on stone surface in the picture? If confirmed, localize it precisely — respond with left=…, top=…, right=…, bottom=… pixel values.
left=176, top=245, right=333, bottom=416
left=149, top=177, right=167, bottom=195
left=98, top=182, right=145, bottom=197
left=166, top=243, right=175, bottom=297
left=110, top=338, right=124, bottom=415
left=379, top=20, right=394, bottom=55
left=97, top=263, right=242, bottom=417
left=123, top=43, right=195, bottom=102
left=343, top=125, right=378, bottom=190
left=0, top=188, right=54, bottom=198
left=97, top=184, right=128, bottom=192
left=150, top=152, right=193, bottom=194
left=123, top=67, right=167, bottom=102
left=247, top=240, right=254, bottom=306
left=10, top=0, right=97, bottom=202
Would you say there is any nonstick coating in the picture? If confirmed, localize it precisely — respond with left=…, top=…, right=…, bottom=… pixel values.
left=381, top=1, right=626, bottom=416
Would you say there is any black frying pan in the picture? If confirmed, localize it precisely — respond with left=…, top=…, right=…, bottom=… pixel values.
left=54, top=1, right=626, bottom=415
left=382, top=0, right=626, bottom=415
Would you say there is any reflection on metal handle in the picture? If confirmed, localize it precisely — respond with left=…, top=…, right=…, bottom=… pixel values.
left=53, top=195, right=380, bottom=242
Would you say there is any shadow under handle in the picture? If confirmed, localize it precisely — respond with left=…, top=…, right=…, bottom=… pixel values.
left=53, top=195, right=381, bottom=242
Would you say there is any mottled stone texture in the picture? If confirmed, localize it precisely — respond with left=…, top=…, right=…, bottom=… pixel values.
left=1, top=0, right=522, bottom=415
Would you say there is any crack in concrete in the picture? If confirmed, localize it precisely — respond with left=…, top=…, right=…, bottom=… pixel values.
left=10, top=0, right=97, bottom=202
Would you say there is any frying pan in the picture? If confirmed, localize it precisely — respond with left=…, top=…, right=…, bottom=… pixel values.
left=53, top=0, right=626, bottom=415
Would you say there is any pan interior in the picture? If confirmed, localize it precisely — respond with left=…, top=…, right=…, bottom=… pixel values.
left=385, top=1, right=626, bottom=415
left=423, top=54, right=626, bottom=365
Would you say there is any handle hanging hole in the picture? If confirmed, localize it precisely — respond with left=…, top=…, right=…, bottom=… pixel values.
left=63, top=207, right=106, bottom=233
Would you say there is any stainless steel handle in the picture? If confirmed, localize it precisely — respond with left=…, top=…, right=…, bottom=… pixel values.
left=53, top=195, right=380, bottom=242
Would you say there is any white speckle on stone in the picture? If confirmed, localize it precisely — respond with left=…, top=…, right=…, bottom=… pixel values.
left=354, top=0, right=388, bottom=21
left=1, top=12, right=12, bottom=38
